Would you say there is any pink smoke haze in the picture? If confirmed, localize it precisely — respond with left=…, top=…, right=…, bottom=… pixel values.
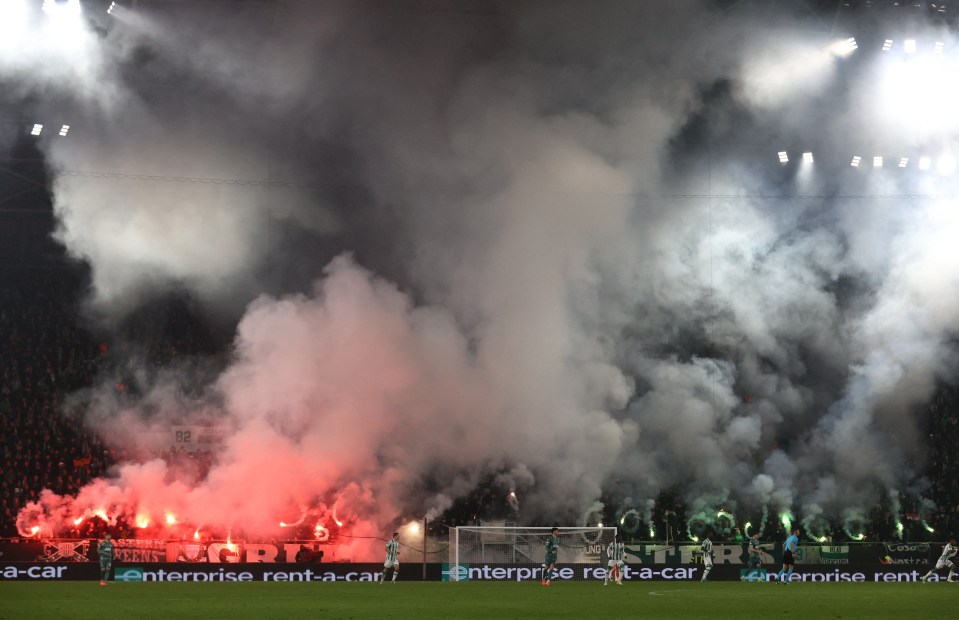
left=17, top=257, right=498, bottom=559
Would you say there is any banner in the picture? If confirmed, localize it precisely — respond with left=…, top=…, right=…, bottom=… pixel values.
left=442, top=563, right=703, bottom=582
left=0, top=562, right=440, bottom=582
left=877, top=542, right=932, bottom=566
left=0, top=562, right=948, bottom=582
left=0, top=540, right=328, bottom=563
left=439, top=563, right=947, bottom=583
left=625, top=543, right=747, bottom=565
left=797, top=545, right=850, bottom=564
left=0, top=540, right=942, bottom=566
left=136, top=426, right=228, bottom=453
left=171, top=425, right=228, bottom=452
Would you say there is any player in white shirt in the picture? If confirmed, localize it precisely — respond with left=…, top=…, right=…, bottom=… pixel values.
left=700, top=535, right=714, bottom=582
left=604, top=534, right=626, bottom=586
left=381, top=532, right=400, bottom=584
left=920, top=538, right=957, bottom=583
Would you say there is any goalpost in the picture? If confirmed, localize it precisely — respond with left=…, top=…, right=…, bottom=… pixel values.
left=448, top=526, right=617, bottom=582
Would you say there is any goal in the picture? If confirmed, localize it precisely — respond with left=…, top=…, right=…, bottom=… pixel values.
left=447, top=525, right=617, bottom=582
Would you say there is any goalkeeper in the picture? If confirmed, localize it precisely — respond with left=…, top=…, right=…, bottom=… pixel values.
left=542, top=527, right=559, bottom=586
left=97, top=533, right=114, bottom=586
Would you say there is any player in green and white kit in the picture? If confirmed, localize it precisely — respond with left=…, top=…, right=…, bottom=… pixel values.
left=604, top=534, right=626, bottom=586
left=98, top=533, right=114, bottom=586
left=700, top=535, right=713, bottom=582
left=920, top=538, right=957, bottom=582
left=381, top=532, right=400, bottom=584
left=542, top=527, right=559, bottom=586
left=744, top=532, right=764, bottom=582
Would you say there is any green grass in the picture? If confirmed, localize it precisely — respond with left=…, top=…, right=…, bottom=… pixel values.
left=0, top=581, right=956, bottom=619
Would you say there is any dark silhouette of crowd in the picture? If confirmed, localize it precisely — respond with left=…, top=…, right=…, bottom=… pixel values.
left=0, top=262, right=958, bottom=544
left=0, top=270, right=110, bottom=537
left=0, top=267, right=221, bottom=539
left=925, top=386, right=959, bottom=538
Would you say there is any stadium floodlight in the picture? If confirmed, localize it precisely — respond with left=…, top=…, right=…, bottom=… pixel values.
left=934, top=41, right=944, bottom=53
left=31, top=124, right=43, bottom=136
left=108, top=1, right=117, bottom=14
left=829, top=37, right=858, bottom=57
left=59, top=125, right=70, bottom=137
left=937, top=155, right=956, bottom=175
left=803, top=152, right=814, bottom=163
left=778, top=151, right=788, bottom=163
left=882, top=39, right=893, bottom=51
left=919, top=156, right=931, bottom=170
left=873, top=156, right=883, bottom=167
left=851, top=155, right=862, bottom=167
left=899, top=157, right=909, bottom=168
left=904, top=39, right=917, bottom=54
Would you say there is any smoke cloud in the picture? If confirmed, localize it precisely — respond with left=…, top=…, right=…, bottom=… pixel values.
left=8, top=0, right=959, bottom=552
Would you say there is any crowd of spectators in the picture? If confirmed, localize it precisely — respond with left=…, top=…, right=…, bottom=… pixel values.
left=0, top=269, right=112, bottom=537
left=925, top=386, right=959, bottom=537
left=1, top=262, right=959, bottom=544
left=0, top=267, right=220, bottom=539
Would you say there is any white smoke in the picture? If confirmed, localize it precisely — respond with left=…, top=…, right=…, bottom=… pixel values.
left=6, top=0, right=959, bottom=549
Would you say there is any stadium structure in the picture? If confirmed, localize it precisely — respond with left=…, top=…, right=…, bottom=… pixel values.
left=1, top=0, right=959, bottom=594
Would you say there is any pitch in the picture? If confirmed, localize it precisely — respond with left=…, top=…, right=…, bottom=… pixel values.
left=0, top=581, right=956, bottom=619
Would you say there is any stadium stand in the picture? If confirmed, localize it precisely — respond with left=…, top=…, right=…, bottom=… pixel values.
left=0, top=269, right=109, bottom=537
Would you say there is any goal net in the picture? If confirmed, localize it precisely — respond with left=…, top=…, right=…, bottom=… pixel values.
left=448, top=525, right=617, bottom=582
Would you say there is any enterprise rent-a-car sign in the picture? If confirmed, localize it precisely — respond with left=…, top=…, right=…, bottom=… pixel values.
left=0, top=565, right=70, bottom=580
left=0, top=563, right=431, bottom=581
left=111, top=566, right=387, bottom=582
left=439, top=564, right=951, bottom=583
left=442, top=563, right=701, bottom=582
left=1, top=562, right=951, bottom=582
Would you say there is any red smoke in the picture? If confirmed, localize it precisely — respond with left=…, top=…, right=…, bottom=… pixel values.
left=17, top=257, right=490, bottom=560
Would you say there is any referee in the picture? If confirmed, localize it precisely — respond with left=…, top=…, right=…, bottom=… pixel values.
left=775, top=527, right=799, bottom=584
